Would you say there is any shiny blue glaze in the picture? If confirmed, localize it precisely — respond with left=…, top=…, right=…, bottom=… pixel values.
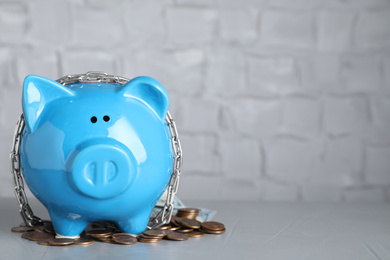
left=19, top=75, right=173, bottom=237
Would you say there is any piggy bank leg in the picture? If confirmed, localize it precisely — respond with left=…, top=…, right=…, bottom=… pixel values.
left=116, top=209, right=152, bottom=235
left=49, top=210, right=89, bottom=238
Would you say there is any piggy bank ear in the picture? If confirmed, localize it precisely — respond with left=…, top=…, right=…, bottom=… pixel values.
left=22, top=75, right=75, bottom=132
left=119, top=76, right=169, bottom=120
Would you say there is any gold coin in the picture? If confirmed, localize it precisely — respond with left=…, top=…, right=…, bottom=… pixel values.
left=22, top=231, right=54, bottom=241
left=170, top=216, right=183, bottom=227
left=138, top=234, right=155, bottom=239
left=202, top=228, right=226, bottom=234
left=201, top=221, right=225, bottom=231
left=47, top=238, right=75, bottom=246
left=177, top=208, right=199, bottom=214
left=176, top=214, right=198, bottom=220
left=38, top=240, right=50, bottom=246
left=169, top=226, right=181, bottom=231
left=176, top=229, right=193, bottom=233
left=138, top=237, right=162, bottom=243
left=34, top=226, right=46, bottom=233
left=143, top=230, right=170, bottom=238
left=74, top=238, right=95, bottom=245
left=187, top=231, right=205, bottom=238
left=43, top=224, right=56, bottom=234
left=156, top=225, right=172, bottom=230
left=87, top=229, right=113, bottom=238
left=112, top=233, right=137, bottom=245
left=177, top=218, right=201, bottom=229
left=165, top=231, right=189, bottom=241
left=21, top=233, right=30, bottom=240
left=11, top=226, right=34, bottom=233
left=98, top=238, right=116, bottom=244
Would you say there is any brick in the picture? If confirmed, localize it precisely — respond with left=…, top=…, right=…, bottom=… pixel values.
left=122, top=0, right=166, bottom=47
left=122, top=49, right=204, bottom=96
left=322, top=137, right=363, bottom=186
left=166, top=93, right=182, bottom=124
left=220, top=138, right=261, bottom=181
left=174, top=48, right=205, bottom=67
left=323, top=96, right=370, bottom=136
left=340, top=55, right=383, bottom=93
left=347, top=0, right=390, bottom=7
left=371, top=96, right=390, bottom=125
left=0, top=137, right=12, bottom=165
left=219, top=8, right=257, bottom=44
left=180, top=134, right=219, bottom=174
left=165, top=6, right=217, bottom=46
left=0, top=89, right=23, bottom=139
left=308, top=170, right=362, bottom=189
left=0, top=176, right=14, bottom=198
left=71, top=5, right=124, bottom=46
left=84, top=0, right=139, bottom=7
left=16, top=48, right=59, bottom=85
left=176, top=0, right=216, bottom=5
left=205, top=46, right=246, bottom=97
left=384, top=57, right=390, bottom=91
left=178, top=97, right=220, bottom=133
left=178, top=175, right=222, bottom=200
left=220, top=179, right=261, bottom=201
left=0, top=2, right=28, bottom=43
left=61, top=50, right=115, bottom=75
left=268, top=0, right=333, bottom=9
left=269, top=0, right=390, bottom=9
left=280, top=97, right=321, bottom=139
left=229, top=99, right=282, bottom=138
left=366, top=96, right=390, bottom=143
left=28, top=0, right=69, bottom=44
left=218, top=106, right=235, bottom=131
left=261, top=181, right=299, bottom=201
left=302, top=184, right=342, bottom=201
left=365, top=146, right=390, bottom=185
left=385, top=187, right=390, bottom=202
left=216, top=0, right=268, bottom=6
left=260, top=10, right=316, bottom=49
left=298, top=55, right=340, bottom=94
left=265, top=138, right=322, bottom=183
left=344, top=187, right=385, bottom=202
left=0, top=48, right=15, bottom=87
left=318, top=11, right=355, bottom=51
left=367, top=126, right=390, bottom=145
left=247, top=56, right=300, bottom=97
left=355, top=10, right=390, bottom=49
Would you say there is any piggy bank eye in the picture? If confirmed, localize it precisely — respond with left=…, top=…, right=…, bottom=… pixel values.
left=103, top=115, right=110, bottom=122
left=91, top=116, right=97, bottom=123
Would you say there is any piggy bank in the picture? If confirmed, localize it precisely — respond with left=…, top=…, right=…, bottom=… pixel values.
left=19, top=75, right=173, bottom=237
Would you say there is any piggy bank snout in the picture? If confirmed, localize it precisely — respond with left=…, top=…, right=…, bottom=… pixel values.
left=69, top=139, right=136, bottom=199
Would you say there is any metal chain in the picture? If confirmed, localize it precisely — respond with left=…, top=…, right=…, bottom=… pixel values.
left=10, top=71, right=183, bottom=230
left=10, top=114, right=44, bottom=227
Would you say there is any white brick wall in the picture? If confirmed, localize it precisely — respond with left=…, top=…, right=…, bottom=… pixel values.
left=0, top=0, right=389, bottom=202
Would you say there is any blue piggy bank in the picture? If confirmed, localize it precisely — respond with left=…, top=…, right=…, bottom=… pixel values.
left=19, top=75, right=173, bottom=237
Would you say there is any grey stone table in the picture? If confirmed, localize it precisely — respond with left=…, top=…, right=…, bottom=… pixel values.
left=1, top=197, right=389, bottom=260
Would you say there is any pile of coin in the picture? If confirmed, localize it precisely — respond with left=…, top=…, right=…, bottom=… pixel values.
left=11, top=208, right=226, bottom=246
left=176, top=208, right=199, bottom=220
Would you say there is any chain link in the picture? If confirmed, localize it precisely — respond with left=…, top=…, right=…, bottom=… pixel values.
left=10, top=72, right=183, bottom=230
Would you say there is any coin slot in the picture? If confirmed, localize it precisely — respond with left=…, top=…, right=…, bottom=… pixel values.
left=103, top=115, right=110, bottom=122
left=91, top=116, right=97, bottom=123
